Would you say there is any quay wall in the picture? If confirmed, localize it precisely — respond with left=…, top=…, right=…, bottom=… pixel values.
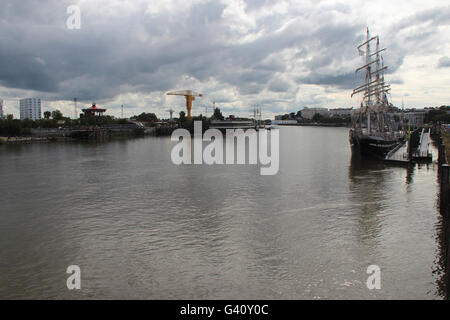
left=436, top=128, right=450, bottom=299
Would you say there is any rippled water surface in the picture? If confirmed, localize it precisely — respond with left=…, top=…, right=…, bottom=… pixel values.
left=0, top=127, right=445, bottom=299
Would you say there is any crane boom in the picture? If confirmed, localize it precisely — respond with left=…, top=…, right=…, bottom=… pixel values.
left=166, top=90, right=203, bottom=119
left=166, top=90, right=202, bottom=97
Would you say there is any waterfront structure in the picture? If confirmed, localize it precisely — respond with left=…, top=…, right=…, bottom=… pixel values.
left=209, top=119, right=255, bottom=130
left=81, top=103, right=107, bottom=117
left=20, top=98, right=41, bottom=120
left=275, top=113, right=297, bottom=121
left=301, top=107, right=329, bottom=120
left=272, top=120, right=298, bottom=125
left=386, top=111, right=426, bottom=128
left=403, top=111, right=426, bottom=127
left=329, top=108, right=353, bottom=118
left=0, top=99, right=4, bottom=118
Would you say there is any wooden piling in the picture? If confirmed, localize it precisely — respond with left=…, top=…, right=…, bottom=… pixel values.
left=441, top=164, right=450, bottom=219
left=439, top=143, right=447, bottom=169
left=436, top=130, right=450, bottom=299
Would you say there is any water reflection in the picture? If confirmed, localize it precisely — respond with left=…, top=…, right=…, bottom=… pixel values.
left=348, top=154, right=388, bottom=247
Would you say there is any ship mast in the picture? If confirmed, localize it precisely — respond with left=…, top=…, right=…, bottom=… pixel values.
left=365, top=28, right=372, bottom=133
left=352, top=28, right=391, bottom=135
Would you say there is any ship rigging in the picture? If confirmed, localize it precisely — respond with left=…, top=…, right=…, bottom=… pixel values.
left=349, top=28, right=405, bottom=158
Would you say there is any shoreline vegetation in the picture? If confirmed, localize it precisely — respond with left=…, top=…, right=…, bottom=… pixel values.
left=0, top=108, right=219, bottom=144
left=1, top=105, right=449, bottom=144
left=442, top=132, right=450, bottom=163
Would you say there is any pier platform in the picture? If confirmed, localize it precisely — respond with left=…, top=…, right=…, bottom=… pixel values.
left=383, top=128, right=433, bottom=165
left=384, top=142, right=410, bottom=164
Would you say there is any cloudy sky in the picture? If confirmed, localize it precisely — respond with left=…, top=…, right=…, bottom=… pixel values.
left=0, top=0, right=449, bottom=119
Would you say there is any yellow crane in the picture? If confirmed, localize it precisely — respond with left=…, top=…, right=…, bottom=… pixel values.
left=166, top=90, right=203, bottom=119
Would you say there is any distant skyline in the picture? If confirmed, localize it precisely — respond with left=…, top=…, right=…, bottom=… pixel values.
left=0, top=0, right=449, bottom=119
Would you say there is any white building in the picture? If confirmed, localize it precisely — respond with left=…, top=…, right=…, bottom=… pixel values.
left=0, top=99, right=4, bottom=118
left=300, top=107, right=329, bottom=120
left=387, top=111, right=427, bottom=127
left=20, top=98, right=41, bottom=120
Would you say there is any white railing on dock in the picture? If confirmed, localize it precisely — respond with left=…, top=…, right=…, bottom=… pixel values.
left=416, top=128, right=431, bottom=158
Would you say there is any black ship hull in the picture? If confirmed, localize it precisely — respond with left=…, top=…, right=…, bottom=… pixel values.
left=349, top=129, right=402, bottom=159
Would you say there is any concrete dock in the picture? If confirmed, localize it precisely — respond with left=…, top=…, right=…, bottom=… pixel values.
left=384, top=141, right=410, bottom=164
left=384, top=128, right=432, bottom=164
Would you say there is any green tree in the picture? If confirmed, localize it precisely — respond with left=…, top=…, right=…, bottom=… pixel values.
left=211, top=107, right=224, bottom=120
left=312, top=113, right=325, bottom=122
left=44, top=111, right=51, bottom=119
left=51, top=110, right=64, bottom=120
left=179, top=111, right=186, bottom=123
left=193, top=114, right=206, bottom=121
left=22, top=118, right=34, bottom=128
left=5, top=119, right=22, bottom=135
left=134, top=112, right=158, bottom=122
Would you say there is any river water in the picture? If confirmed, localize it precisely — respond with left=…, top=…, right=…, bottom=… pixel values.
left=0, top=126, right=445, bottom=299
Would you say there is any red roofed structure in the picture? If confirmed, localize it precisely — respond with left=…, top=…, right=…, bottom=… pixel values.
left=81, top=103, right=106, bottom=117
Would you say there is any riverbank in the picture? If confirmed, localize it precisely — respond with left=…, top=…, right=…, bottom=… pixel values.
left=0, top=124, right=149, bottom=144
left=0, top=136, right=55, bottom=144
left=273, top=122, right=350, bottom=127
left=442, top=132, right=450, bottom=163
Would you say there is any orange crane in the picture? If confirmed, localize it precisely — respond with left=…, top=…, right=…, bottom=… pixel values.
left=166, top=90, right=203, bottom=119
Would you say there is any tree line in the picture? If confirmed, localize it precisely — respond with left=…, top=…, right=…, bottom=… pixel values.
left=0, top=107, right=226, bottom=136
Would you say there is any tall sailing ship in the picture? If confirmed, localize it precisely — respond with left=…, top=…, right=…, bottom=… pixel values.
left=349, top=28, right=405, bottom=158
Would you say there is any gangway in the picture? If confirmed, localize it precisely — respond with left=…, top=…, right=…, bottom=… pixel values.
left=413, top=128, right=432, bottom=162
left=384, top=140, right=409, bottom=164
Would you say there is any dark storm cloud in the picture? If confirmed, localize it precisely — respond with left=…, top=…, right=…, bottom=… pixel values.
left=301, top=72, right=358, bottom=90
left=268, top=78, right=292, bottom=92
left=0, top=0, right=448, bottom=109
left=387, top=5, right=450, bottom=57
left=0, top=0, right=353, bottom=100
left=438, top=56, right=450, bottom=68
left=392, top=5, right=450, bottom=31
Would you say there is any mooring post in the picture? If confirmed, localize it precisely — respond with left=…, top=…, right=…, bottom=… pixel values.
left=443, top=143, right=447, bottom=164
left=445, top=166, right=450, bottom=300
left=440, top=143, right=446, bottom=166
left=441, top=165, right=450, bottom=220
left=408, top=136, right=412, bottom=161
